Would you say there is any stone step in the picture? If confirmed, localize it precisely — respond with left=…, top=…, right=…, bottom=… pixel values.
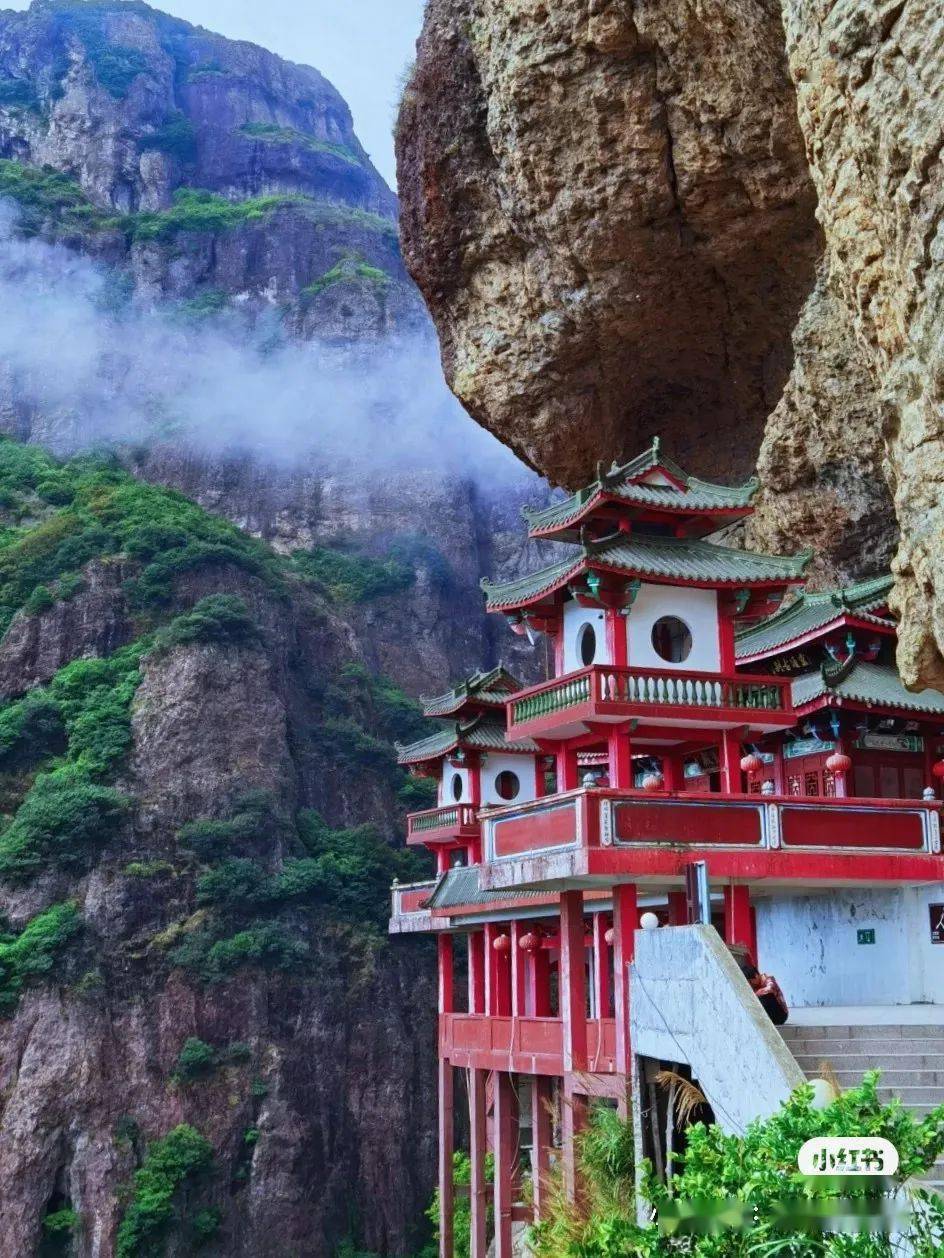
left=794, top=1067, right=944, bottom=1088
left=781, top=1024, right=944, bottom=1040
left=785, top=1038, right=944, bottom=1058
left=792, top=1053, right=944, bottom=1071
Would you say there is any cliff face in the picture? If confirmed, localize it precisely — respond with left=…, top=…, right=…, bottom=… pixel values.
left=0, top=445, right=437, bottom=1256
left=399, top=0, right=944, bottom=691
left=0, top=0, right=549, bottom=695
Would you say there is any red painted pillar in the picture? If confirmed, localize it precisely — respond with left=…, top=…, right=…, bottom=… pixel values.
left=494, top=1071, right=519, bottom=1258
left=511, top=921, right=528, bottom=1016
left=560, top=891, right=588, bottom=1202
left=485, top=924, right=512, bottom=1016
left=833, top=736, right=849, bottom=798
left=557, top=747, right=580, bottom=792
left=468, top=1068, right=488, bottom=1258
left=531, top=945, right=551, bottom=1017
left=439, top=1058, right=455, bottom=1258
left=436, top=847, right=450, bottom=875
left=608, top=727, right=634, bottom=789
left=605, top=607, right=628, bottom=667
left=468, top=932, right=485, bottom=1015
left=592, top=913, right=610, bottom=1019
left=611, top=884, right=638, bottom=1078
left=439, top=934, right=454, bottom=1016
left=667, top=891, right=688, bottom=925
left=724, top=884, right=753, bottom=955
left=720, top=730, right=742, bottom=795
left=662, top=753, right=682, bottom=792
left=531, top=1076, right=553, bottom=1222
left=772, top=738, right=786, bottom=794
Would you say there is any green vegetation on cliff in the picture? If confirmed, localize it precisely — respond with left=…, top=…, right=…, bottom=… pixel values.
left=115, top=1123, right=214, bottom=1257
left=238, top=122, right=361, bottom=166
left=0, top=901, right=81, bottom=1014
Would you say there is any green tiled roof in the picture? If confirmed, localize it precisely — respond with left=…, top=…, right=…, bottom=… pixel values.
left=421, top=666, right=521, bottom=717
left=428, top=865, right=549, bottom=910
left=396, top=717, right=537, bottom=765
left=481, top=534, right=810, bottom=611
left=736, top=575, right=894, bottom=660
left=523, top=439, right=757, bottom=534
left=792, top=660, right=944, bottom=715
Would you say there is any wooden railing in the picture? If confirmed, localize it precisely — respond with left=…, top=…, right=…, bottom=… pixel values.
left=407, top=804, right=479, bottom=838
left=508, top=665, right=791, bottom=727
left=441, top=1013, right=617, bottom=1075
left=389, top=879, right=439, bottom=927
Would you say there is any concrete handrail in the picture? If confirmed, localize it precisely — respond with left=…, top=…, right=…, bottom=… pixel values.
left=630, top=923, right=805, bottom=1134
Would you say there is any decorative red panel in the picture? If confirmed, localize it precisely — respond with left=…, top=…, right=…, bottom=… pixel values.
left=491, top=800, right=578, bottom=858
left=612, top=800, right=763, bottom=847
left=779, top=805, right=926, bottom=851
left=399, top=888, right=432, bottom=913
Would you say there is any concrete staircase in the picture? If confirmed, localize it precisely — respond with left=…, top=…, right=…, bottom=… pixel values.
left=780, top=1021, right=944, bottom=1191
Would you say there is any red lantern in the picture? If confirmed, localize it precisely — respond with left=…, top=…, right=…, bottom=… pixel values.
left=825, top=751, right=852, bottom=775
left=740, top=753, right=763, bottom=774
left=492, top=933, right=511, bottom=953
left=642, top=772, right=664, bottom=792
left=518, top=931, right=541, bottom=952
left=933, top=759, right=944, bottom=780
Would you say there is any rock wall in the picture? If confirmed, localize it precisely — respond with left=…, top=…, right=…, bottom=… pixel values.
left=399, top=0, right=944, bottom=692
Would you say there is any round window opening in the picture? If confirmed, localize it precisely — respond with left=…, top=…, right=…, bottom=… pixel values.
left=578, top=622, right=597, bottom=667
left=651, top=615, right=693, bottom=663
left=495, top=770, right=521, bottom=801
left=450, top=773, right=464, bottom=802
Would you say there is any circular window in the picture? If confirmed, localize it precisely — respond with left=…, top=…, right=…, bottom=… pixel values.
left=495, top=770, right=521, bottom=801
left=578, top=622, right=597, bottom=667
left=651, top=615, right=693, bottom=663
left=450, top=773, right=463, bottom=802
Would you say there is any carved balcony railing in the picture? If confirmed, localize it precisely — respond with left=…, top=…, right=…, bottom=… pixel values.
left=477, top=787, right=944, bottom=891
left=506, top=665, right=793, bottom=738
left=406, top=804, right=480, bottom=846
left=441, top=1013, right=617, bottom=1076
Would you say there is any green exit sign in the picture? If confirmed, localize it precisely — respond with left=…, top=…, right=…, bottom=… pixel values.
left=857, top=929, right=876, bottom=945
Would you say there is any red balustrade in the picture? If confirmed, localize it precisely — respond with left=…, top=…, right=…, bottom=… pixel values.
left=441, top=1013, right=617, bottom=1076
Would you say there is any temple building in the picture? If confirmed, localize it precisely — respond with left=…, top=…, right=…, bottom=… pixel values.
left=389, top=442, right=944, bottom=1255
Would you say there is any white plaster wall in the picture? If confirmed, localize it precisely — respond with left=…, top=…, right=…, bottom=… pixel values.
left=439, top=764, right=471, bottom=806
left=754, top=885, right=944, bottom=1007
left=626, top=583, right=720, bottom=672
left=479, top=753, right=537, bottom=807
left=562, top=600, right=608, bottom=671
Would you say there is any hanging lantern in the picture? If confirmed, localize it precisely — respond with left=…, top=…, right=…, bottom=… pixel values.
left=604, top=927, right=615, bottom=946
left=492, top=933, right=511, bottom=953
left=740, top=753, right=763, bottom=775
left=518, top=931, right=541, bottom=953
left=932, top=759, right=944, bottom=780
left=641, top=772, right=664, bottom=792
left=826, top=751, right=852, bottom=775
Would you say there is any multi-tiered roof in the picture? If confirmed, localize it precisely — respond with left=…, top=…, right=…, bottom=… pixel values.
left=483, top=439, right=810, bottom=622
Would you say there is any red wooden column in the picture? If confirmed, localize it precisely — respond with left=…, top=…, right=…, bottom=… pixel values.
left=557, top=747, right=580, bottom=792
left=530, top=942, right=551, bottom=1017
left=560, top=891, right=588, bottom=1200
left=493, top=1072, right=519, bottom=1258
left=485, top=924, right=512, bottom=1016
left=772, top=737, right=786, bottom=794
left=511, top=921, right=527, bottom=1016
left=605, top=607, right=628, bottom=667
left=611, top=884, right=638, bottom=1079
left=531, top=1076, right=553, bottom=1222
left=468, top=1068, right=488, bottom=1258
left=608, top=726, right=634, bottom=789
left=468, top=932, right=486, bottom=1014
left=667, top=891, right=688, bottom=925
left=720, top=729, right=742, bottom=795
left=662, top=753, right=683, bottom=792
left=438, top=935, right=456, bottom=1257
left=724, top=884, right=753, bottom=955
left=438, top=1058, right=455, bottom=1258
left=592, top=913, right=610, bottom=1018
left=832, top=736, right=849, bottom=798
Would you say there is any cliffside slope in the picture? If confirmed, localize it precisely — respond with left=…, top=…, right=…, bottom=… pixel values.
left=0, top=437, right=436, bottom=1257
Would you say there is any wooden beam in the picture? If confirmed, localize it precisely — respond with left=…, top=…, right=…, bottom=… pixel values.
left=531, top=1076, right=553, bottom=1222
left=468, top=932, right=485, bottom=1015
left=724, top=883, right=753, bottom=955
left=611, top=884, right=638, bottom=1077
left=559, top=891, right=588, bottom=1074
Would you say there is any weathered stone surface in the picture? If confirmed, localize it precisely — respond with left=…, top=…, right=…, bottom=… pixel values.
left=776, top=0, right=944, bottom=687
left=397, top=0, right=822, bottom=487
left=743, top=266, right=897, bottom=590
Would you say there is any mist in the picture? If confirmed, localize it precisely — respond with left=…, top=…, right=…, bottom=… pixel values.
left=0, top=204, right=532, bottom=488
